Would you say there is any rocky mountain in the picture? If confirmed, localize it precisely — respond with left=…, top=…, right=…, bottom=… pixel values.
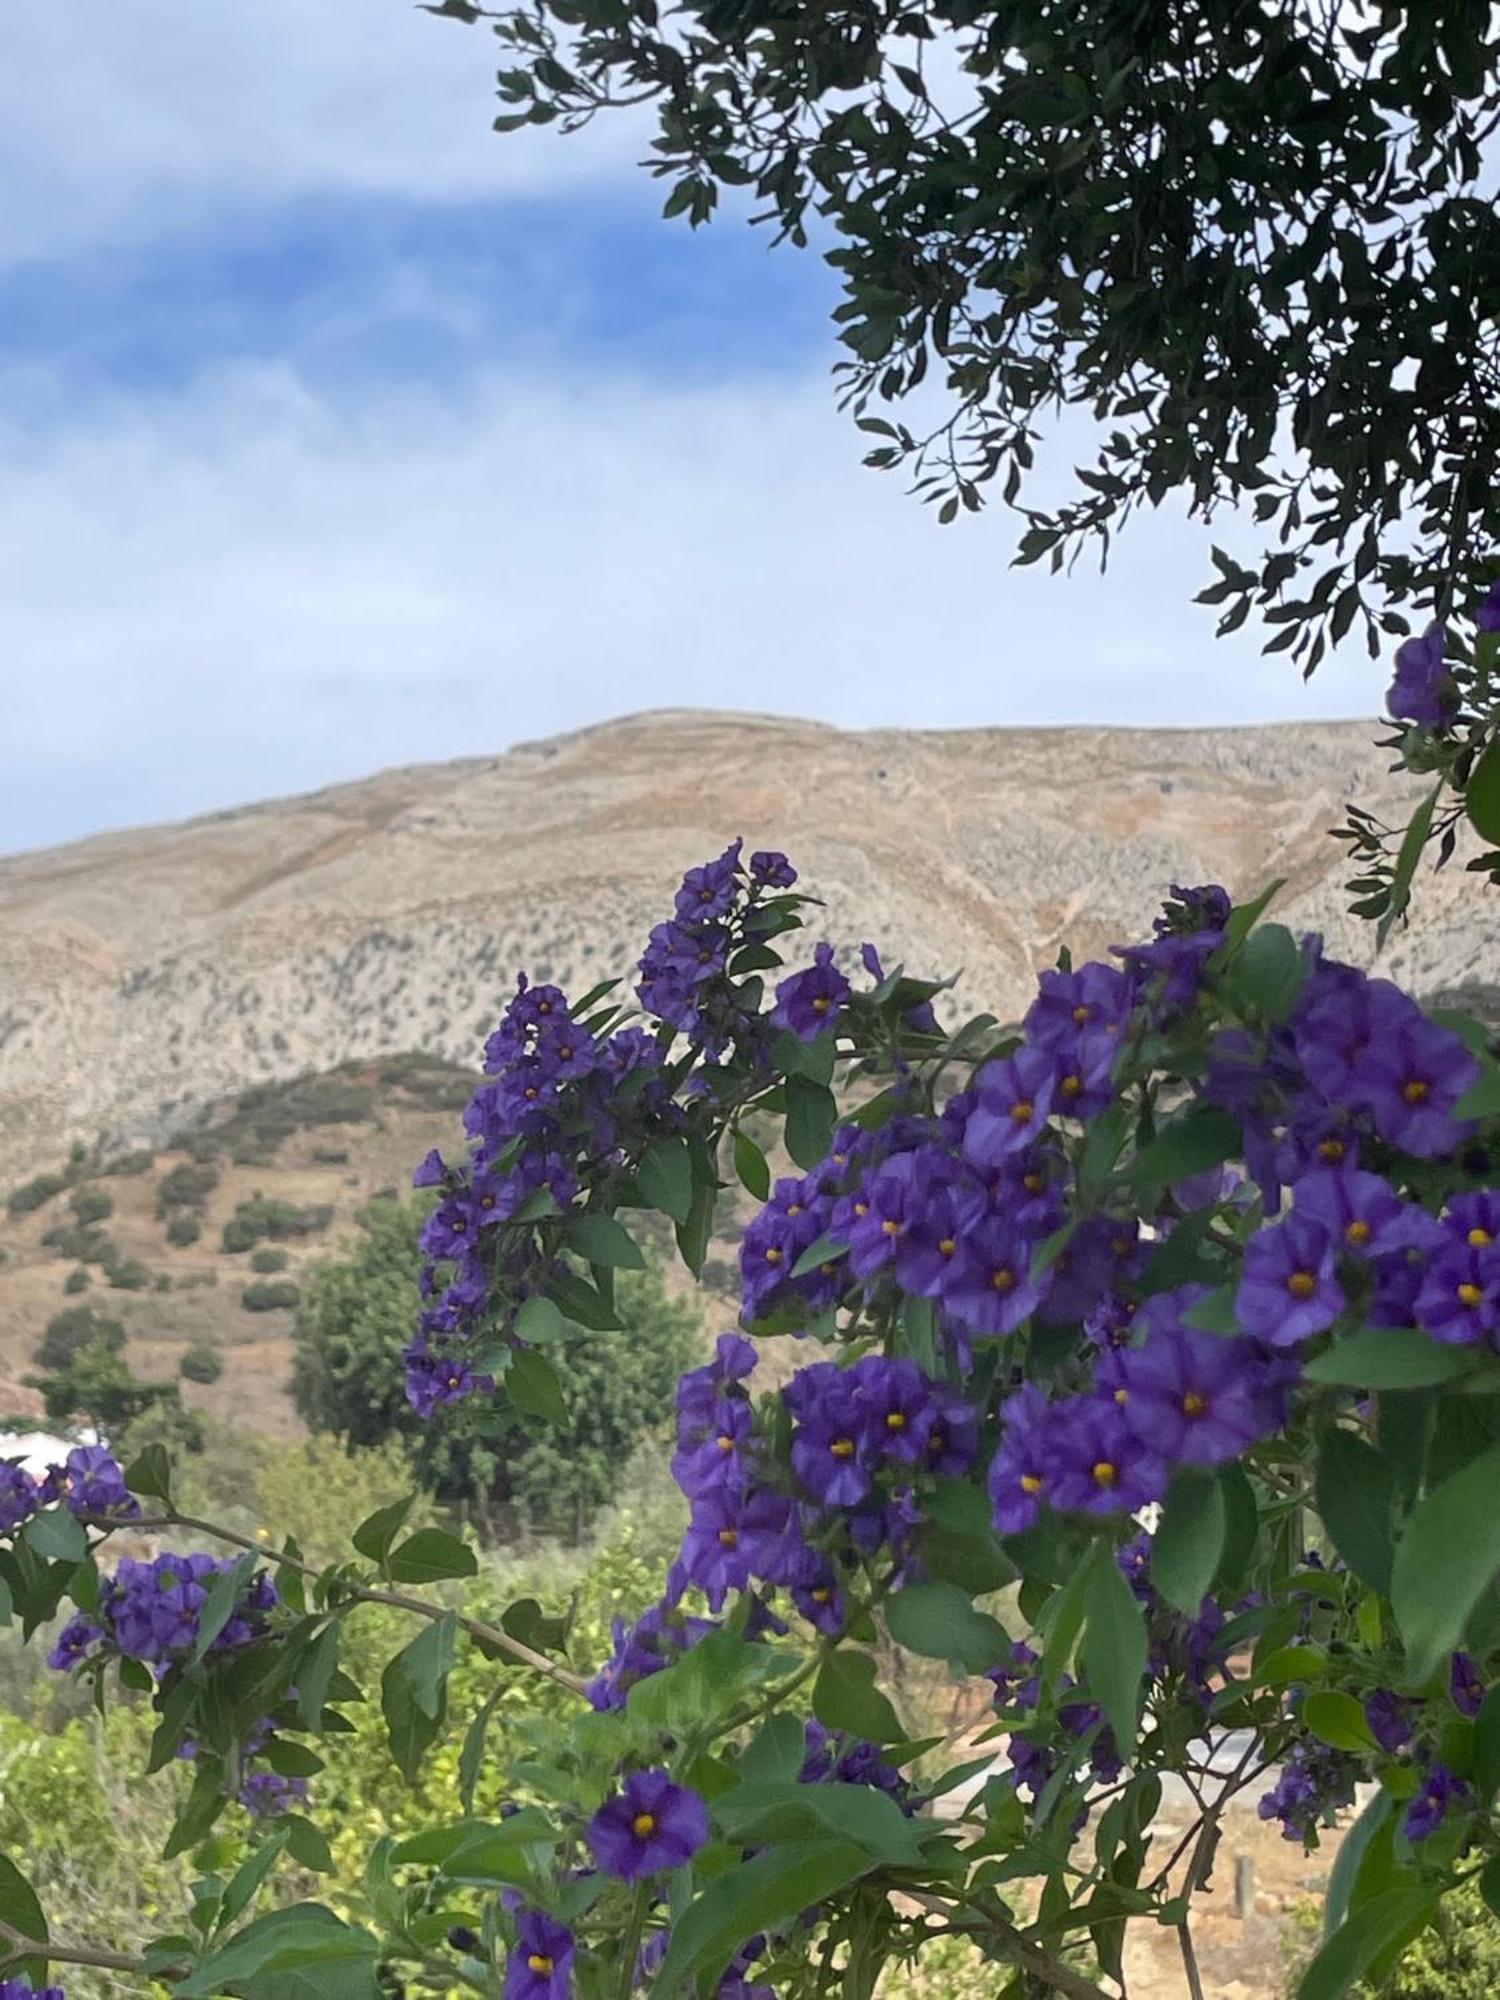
left=0, top=709, right=1491, bottom=1186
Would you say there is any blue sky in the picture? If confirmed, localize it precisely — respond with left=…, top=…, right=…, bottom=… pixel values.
left=0, top=0, right=1383, bottom=856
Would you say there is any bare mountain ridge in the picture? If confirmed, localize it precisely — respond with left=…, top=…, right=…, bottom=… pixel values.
left=1, top=709, right=1491, bottom=1185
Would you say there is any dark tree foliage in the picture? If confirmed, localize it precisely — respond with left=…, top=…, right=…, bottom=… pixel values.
left=437, top=0, right=1500, bottom=672
left=292, top=1200, right=702, bottom=1538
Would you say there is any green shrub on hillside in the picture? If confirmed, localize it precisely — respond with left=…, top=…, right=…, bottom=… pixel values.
left=240, top=1278, right=301, bottom=1312
left=249, top=1245, right=289, bottom=1273
left=221, top=1194, right=331, bottom=1253
left=5, top=1171, right=68, bottom=1217
left=164, top=1211, right=200, bottom=1247
left=69, top=1185, right=114, bottom=1225
left=104, top=1257, right=151, bottom=1291
left=35, top=1305, right=125, bottom=1373
left=178, top=1341, right=223, bottom=1386
left=155, top=1160, right=219, bottom=1215
left=99, top=1149, right=153, bottom=1177
left=40, top=1221, right=113, bottom=1263
left=63, top=1266, right=90, bottom=1295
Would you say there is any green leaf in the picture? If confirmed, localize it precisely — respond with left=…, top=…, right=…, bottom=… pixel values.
left=1220, top=878, right=1285, bottom=948
left=380, top=1615, right=456, bottom=1782
left=1081, top=1542, right=1147, bottom=1754
left=1380, top=782, right=1442, bottom=943
left=1215, top=1460, right=1260, bottom=1590
left=737, top=1713, right=806, bottom=1787
left=391, top=1809, right=554, bottom=1868
left=386, top=1530, right=478, bottom=1586
left=1304, top=1329, right=1482, bottom=1390
left=175, top=1906, right=381, bottom=1997
left=884, top=1582, right=1008, bottom=1675
left=1129, top=1106, right=1241, bottom=1191
left=458, top=1691, right=503, bottom=1816
left=1482, top=1856, right=1500, bottom=1923
left=637, top=1137, right=693, bottom=1225
left=219, top=1830, right=290, bottom=1930
left=1467, top=740, right=1500, bottom=847
left=124, top=1442, right=173, bottom=1503
left=1316, top=1429, right=1395, bottom=1596
left=351, top=1497, right=413, bottom=1563
left=1474, top=1685, right=1500, bottom=1800
left=1296, top=1887, right=1435, bottom=2000
left=785, top=1075, right=837, bottom=1171
left=790, top=1231, right=847, bottom=1280
left=1323, top=1793, right=1390, bottom=1939
left=733, top=1129, right=771, bottom=1203
left=1302, top=1691, right=1377, bottom=1753
left=1392, top=1442, right=1500, bottom=1684
left=283, top=1816, right=335, bottom=1874
left=546, top=1270, right=621, bottom=1331
left=1152, top=1466, right=1226, bottom=1615
left=813, top=1650, right=903, bottom=1743
left=0, top=1853, right=49, bottom=1987
left=294, top=1624, right=340, bottom=1730
left=514, top=1295, right=569, bottom=1345
left=507, top=1349, right=567, bottom=1425
left=23, top=1507, right=87, bottom=1563
left=655, top=1840, right=873, bottom=1995
left=567, top=1213, right=645, bottom=1270
left=165, top=1758, right=229, bottom=1859
left=1455, top=1054, right=1500, bottom=1122
left=712, top=1781, right=925, bottom=1865
left=1224, top=922, right=1305, bottom=1023
left=191, top=1552, right=258, bottom=1664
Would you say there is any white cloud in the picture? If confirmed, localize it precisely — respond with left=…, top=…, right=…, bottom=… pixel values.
left=0, top=358, right=1382, bottom=852
left=0, top=0, right=639, bottom=264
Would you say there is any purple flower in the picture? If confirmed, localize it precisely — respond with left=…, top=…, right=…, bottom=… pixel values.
left=48, top=1614, right=104, bottom=1672
left=750, top=850, right=797, bottom=888
left=675, top=841, right=743, bottom=923
left=1292, top=1165, right=1429, bottom=1261
left=61, top=1445, right=138, bottom=1521
left=943, top=1215, right=1046, bottom=1335
left=1236, top=1213, right=1345, bottom=1347
left=772, top=943, right=851, bottom=1042
left=1115, top=1324, right=1275, bottom=1466
left=587, top=1769, right=709, bottom=1880
left=505, top=1911, right=575, bottom=2000
left=1451, top=1650, right=1485, bottom=1717
left=987, top=1385, right=1052, bottom=1534
left=672, top=1397, right=756, bottom=1502
left=0, top=1983, right=65, bottom=2000
left=1040, top=1396, right=1166, bottom=1515
left=1387, top=623, right=1458, bottom=729
left=1478, top=581, right=1500, bottom=633
left=240, top=1770, right=308, bottom=1818
left=1258, top=1741, right=1359, bottom=1843
left=676, top=1486, right=793, bottom=1610
left=962, top=1047, right=1058, bottom=1166
left=0, top=1462, right=39, bottom=1535
left=1356, top=1012, right=1477, bottom=1159
left=1363, top=1690, right=1415, bottom=1754
left=1404, top=1760, right=1470, bottom=1844
left=1415, top=1242, right=1500, bottom=1345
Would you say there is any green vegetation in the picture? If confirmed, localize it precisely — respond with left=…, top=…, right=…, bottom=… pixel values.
left=293, top=1200, right=702, bottom=1537
left=63, top=1266, right=90, bottom=1294
left=5, top=1170, right=68, bottom=1217
left=99, top=1148, right=153, bottom=1177
left=103, top=1255, right=152, bottom=1291
left=249, top=1245, right=289, bottom=1273
left=164, top=1210, right=201, bottom=1247
left=178, top=1340, right=223, bottom=1386
left=35, top=1304, right=125, bottom=1373
left=155, top=1159, right=219, bottom=1216
left=240, top=1278, right=301, bottom=1313
left=221, top=1194, right=332, bottom=1254
left=32, top=1339, right=178, bottom=1434
left=39, top=1220, right=114, bottom=1263
left=69, top=1184, right=114, bottom=1225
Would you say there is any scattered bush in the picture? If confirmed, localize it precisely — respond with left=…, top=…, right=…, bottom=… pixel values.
left=240, top=1279, right=302, bottom=1313
left=6, top=1171, right=67, bottom=1217
left=63, top=1267, right=90, bottom=1295
left=311, top=1147, right=349, bottom=1165
left=34, top=1305, right=126, bottom=1374
left=69, top=1185, right=114, bottom=1226
left=178, top=1341, right=223, bottom=1386
left=104, top=1258, right=152, bottom=1292
left=164, top=1211, right=200, bottom=1248
left=99, top=1149, right=154, bottom=1177
left=221, top=1195, right=331, bottom=1254
left=249, top=1246, right=289, bottom=1274
left=155, top=1160, right=219, bottom=1216
left=40, top=1222, right=114, bottom=1263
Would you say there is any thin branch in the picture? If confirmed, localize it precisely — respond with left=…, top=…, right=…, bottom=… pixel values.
left=84, top=1510, right=588, bottom=1697
left=1178, top=1918, right=1207, bottom=2000
left=0, top=1919, right=173, bottom=1979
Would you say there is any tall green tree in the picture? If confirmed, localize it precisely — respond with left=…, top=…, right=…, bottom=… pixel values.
left=292, top=1200, right=702, bottom=1536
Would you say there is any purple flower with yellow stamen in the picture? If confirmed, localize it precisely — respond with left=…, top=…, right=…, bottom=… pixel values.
left=587, top=1769, right=709, bottom=1881
left=1236, top=1213, right=1344, bottom=1347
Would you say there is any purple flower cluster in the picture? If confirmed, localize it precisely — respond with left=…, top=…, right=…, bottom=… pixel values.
left=506, top=1911, right=575, bottom=2000
left=1387, top=622, right=1458, bottom=729
left=1411, top=1191, right=1500, bottom=1348
left=665, top=1335, right=975, bottom=1625
left=988, top=1286, right=1292, bottom=1532
left=638, top=840, right=798, bottom=1057
left=49, top=1552, right=276, bottom=1673
left=0, top=1445, right=138, bottom=1540
left=1258, top=1740, right=1361, bottom=1843
left=0, top=1984, right=65, bottom=2000
left=799, top=1720, right=911, bottom=1807
left=241, top=1770, right=309, bottom=1819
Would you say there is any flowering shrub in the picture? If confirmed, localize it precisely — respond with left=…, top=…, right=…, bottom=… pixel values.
left=5, top=838, right=1500, bottom=2000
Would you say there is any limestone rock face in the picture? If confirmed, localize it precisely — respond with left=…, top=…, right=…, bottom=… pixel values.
left=0, top=710, right=1488, bottom=1179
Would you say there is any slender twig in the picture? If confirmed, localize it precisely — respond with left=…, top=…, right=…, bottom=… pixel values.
left=1178, top=1918, right=1207, bottom=2000
left=83, top=1510, right=588, bottom=1697
left=906, top=1892, right=1118, bottom=2000
left=0, top=1919, right=172, bottom=1978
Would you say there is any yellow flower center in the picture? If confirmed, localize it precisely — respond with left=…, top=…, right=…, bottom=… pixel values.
left=528, top=1956, right=554, bottom=1976
left=632, top=1813, right=657, bottom=1839
left=787, top=1201, right=804, bottom=1217
left=881, top=1217, right=902, bottom=1236
left=853, top=1200, right=869, bottom=1218
left=1317, top=1138, right=1346, bottom=1161
left=1286, top=1270, right=1318, bottom=1300
left=1458, top=1282, right=1484, bottom=1308
left=1402, top=1078, right=1430, bottom=1104
left=830, top=1437, right=855, bottom=1459
left=992, top=1267, right=1016, bottom=1293
left=1092, top=1461, right=1118, bottom=1489
left=1071, top=1004, right=1092, bottom=1026
left=811, top=1586, right=831, bottom=1603
left=716, top=1434, right=735, bottom=1454
left=1060, top=1074, right=1082, bottom=1099
left=1469, top=1227, right=1494, bottom=1248
left=1113, top=1387, right=1129, bottom=1406
left=812, top=995, right=831, bottom=1015
left=718, top=1527, right=739, bottom=1549
left=1023, top=1173, right=1044, bottom=1193
left=1009, top=1099, right=1035, bottom=1124
left=1182, top=1390, right=1207, bottom=1417
left=1346, top=1219, right=1371, bottom=1246
left=1020, top=1473, right=1044, bottom=1495
left=886, top=1411, right=906, bottom=1431
left=939, top=1236, right=957, bottom=1257
left=765, top=1246, right=783, bottom=1264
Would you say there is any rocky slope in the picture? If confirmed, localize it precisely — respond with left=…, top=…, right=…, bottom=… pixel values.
left=0, top=710, right=1491, bottom=1184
